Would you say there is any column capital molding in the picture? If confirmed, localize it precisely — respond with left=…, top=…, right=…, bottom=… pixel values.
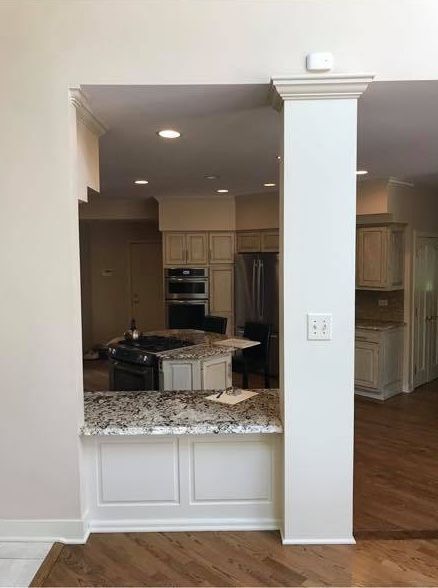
left=270, top=73, right=375, bottom=110
left=70, top=88, right=107, bottom=136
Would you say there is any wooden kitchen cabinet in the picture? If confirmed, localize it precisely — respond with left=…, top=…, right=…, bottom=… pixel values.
left=356, top=225, right=405, bottom=290
left=261, top=231, right=279, bottom=252
left=160, top=354, right=232, bottom=391
left=164, top=232, right=208, bottom=265
left=186, top=232, right=208, bottom=264
left=201, top=355, right=232, bottom=390
left=209, top=264, right=234, bottom=336
left=237, top=232, right=261, bottom=253
left=163, top=232, right=186, bottom=265
left=236, top=230, right=279, bottom=253
left=209, top=232, right=235, bottom=264
left=355, top=326, right=404, bottom=400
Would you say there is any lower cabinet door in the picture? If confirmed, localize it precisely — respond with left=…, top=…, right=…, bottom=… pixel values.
left=355, top=340, right=379, bottom=389
left=161, top=361, right=201, bottom=391
left=201, top=356, right=232, bottom=390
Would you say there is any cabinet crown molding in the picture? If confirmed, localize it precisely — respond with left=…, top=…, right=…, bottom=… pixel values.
left=269, top=73, right=375, bottom=110
left=70, top=88, right=107, bottom=137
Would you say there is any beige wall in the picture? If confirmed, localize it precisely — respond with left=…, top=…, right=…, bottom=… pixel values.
left=80, top=195, right=159, bottom=221
left=76, top=119, right=100, bottom=202
left=3, top=0, right=438, bottom=530
left=80, top=220, right=163, bottom=348
left=235, top=192, right=279, bottom=230
left=159, top=197, right=235, bottom=231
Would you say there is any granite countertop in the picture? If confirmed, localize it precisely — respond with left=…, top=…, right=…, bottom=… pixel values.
left=81, top=388, right=282, bottom=436
left=158, top=343, right=232, bottom=361
left=356, top=320, right=406, bottom=331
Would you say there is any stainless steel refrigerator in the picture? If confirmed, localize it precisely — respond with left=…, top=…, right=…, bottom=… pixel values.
left=235, top=253, right=279, bottom=375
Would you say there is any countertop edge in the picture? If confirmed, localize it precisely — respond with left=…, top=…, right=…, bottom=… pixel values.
left=80, top=422, right=284, bottom=436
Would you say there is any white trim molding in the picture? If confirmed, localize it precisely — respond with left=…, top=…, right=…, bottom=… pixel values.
left=70, top=88, right=107, bottom=136
left=281, top=533, right=356, bottom=546
left=0, top=518, right=90, bottom=544
left=270, top=73, right=375, bottom=109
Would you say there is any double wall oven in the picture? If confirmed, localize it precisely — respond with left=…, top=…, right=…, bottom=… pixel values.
left=165, top=267, right=209, bottom=329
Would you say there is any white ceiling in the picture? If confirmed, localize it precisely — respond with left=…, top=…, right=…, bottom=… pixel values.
left=358, top=80, right=438, bottom=186
left=83, top=84, right=281, bottom=199
left=83, top=81, right=438, bottom=199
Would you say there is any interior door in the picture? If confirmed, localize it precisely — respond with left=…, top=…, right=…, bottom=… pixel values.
left=427, top=239, right=438, bottom=380
left=130, top=242, right=164, bottom=332
left=414, top=236, right=438, bottom=387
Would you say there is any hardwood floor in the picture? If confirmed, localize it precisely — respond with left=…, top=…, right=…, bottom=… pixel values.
left=354, top=379, right=438, bottom=535
left=33, top=532, right=438, bottom=587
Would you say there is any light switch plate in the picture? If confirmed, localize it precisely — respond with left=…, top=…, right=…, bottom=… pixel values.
left=307, top=313, right=332, bottom=340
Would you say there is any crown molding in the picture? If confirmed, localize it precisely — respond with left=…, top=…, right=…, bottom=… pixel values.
left=70, top=88, right=107, bottom=136
left=269, top=73, right=375, bottom=110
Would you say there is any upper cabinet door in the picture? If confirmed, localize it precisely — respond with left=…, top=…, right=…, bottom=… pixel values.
left=261, top=231, right=279, bottom=252
left=209, top=232, right=235, bottom=264
left=356, top=225, right=405, bottom=290
left=356, top=227, right=389, bottom=289
left=164, top=232, right=186, bottom=266
left=186, top=232, right=208, bottom=265
left=237, top=232, right=261, bottom=253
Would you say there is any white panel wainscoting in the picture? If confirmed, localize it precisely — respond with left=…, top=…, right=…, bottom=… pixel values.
left=83, top=434, right=281, bottom=532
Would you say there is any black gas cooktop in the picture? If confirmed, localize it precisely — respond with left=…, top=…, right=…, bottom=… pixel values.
left=121, top=335, right=192, bottom=353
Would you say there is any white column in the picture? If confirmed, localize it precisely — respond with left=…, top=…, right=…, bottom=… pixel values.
left=271, top=74, right=373, bottom=544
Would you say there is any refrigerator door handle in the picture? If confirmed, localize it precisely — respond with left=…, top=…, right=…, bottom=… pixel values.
left=260, top=260, right=265, bottom=319
left=252, top=259, right=257, bottom=319
left=257, top=259, right=262, bottom=319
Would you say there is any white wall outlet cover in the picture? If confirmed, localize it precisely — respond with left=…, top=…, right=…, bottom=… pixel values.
left=307, top=313, right=333, bottom=340
left=306, top=52, right=334, bottom=72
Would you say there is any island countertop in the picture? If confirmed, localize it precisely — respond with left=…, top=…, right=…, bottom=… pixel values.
left=81, top=389, right=282, bottom=436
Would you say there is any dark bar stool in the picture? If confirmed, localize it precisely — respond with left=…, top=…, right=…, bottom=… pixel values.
left=202, top=315, right=228, bottom=335
left=233, top=322, right=272, bottom=388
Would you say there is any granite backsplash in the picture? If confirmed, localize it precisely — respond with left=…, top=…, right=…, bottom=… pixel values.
left=355, top=289, right=404, bottom=323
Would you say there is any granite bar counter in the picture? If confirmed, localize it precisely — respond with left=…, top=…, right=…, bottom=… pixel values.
left=81, top=388, right=282, bottom=532
left=81, top=388, right=282, bottom=436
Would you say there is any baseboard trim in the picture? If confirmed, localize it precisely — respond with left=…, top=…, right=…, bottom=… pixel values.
left=90, top=517, right=281, bottom=533
left=280, top=530, right=356, bottom=545
left=0, top=518, right=90, bottom=544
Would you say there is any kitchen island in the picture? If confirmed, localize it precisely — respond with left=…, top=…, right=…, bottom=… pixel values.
left=81, top=388, right=282, bottom=533
left=108, top=329, right=258, bottom=392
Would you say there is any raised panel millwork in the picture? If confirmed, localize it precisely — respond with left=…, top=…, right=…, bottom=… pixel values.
left=209, top=232, right=235, bottom=264
left=261, top=231, right=279, bottom=252
left=190, top=439, right=272, bottom=502
left=162, top=361, right=200, bottom=391
left=237, top=232, right=261, bottom=253
left=210, top=265, right=233, bottom=314
left=164, top=233, right=186, bottom=265
left=357, top=227, right=388, bottom=288
left=186, top=233, right=208, bottom=265
left=201, top=356, right=232, bottom=390
left=99, top=440, right=179, bottom=503
left=354, top=341, right=379, bottom=389
left=356, top=225, right=405, bottom=290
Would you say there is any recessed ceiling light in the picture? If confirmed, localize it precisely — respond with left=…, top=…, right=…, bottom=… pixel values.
left=134, top=179, right=148, bottom=184
left=276, top=155, right=281, bottom=160
left=157, top=129, right=181, bottom=139
left=216, top=189, right=229, bottom=194
left=356, top=170, right=368, bottom=176
left=264, top=182, right=276, bottom=187
left=205, top=175, right=219, bottom=180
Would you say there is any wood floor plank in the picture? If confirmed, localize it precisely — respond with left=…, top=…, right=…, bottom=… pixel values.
left=39, top=533, right=438, bottom=587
